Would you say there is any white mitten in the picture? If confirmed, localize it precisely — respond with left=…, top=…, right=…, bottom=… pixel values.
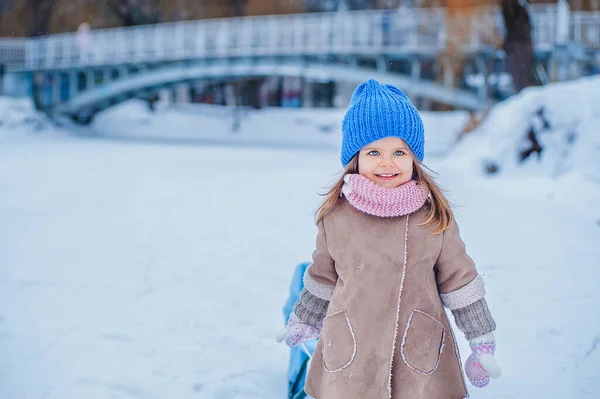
left=465, top=332, right=501, bottom=387
left=276, top=312, right=321, bottom=347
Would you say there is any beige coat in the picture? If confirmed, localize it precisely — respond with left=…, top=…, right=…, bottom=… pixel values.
left=303, top=199, right=480, bottom=399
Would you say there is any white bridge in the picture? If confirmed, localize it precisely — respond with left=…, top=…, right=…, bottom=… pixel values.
left=0, top=5, right=598, bottom=122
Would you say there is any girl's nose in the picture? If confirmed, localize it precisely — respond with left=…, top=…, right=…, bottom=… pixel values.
left=379, top=157, right=393, bottom=167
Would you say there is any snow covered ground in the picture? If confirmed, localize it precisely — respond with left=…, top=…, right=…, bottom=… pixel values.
left=0, top=78, right=599, bottom=399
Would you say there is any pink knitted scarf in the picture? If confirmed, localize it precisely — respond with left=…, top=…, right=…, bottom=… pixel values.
left=341, top=174, right=429, bottom=218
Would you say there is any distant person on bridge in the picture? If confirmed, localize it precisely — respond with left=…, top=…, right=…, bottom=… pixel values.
left=75, top=23, right=94, bottom=62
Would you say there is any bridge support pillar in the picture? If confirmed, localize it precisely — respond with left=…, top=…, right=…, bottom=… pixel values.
left=103, top=68, right=112, bottom=84
left=348, top=57, right=358, bottom=69
left=474, top=55, right=488, bottom=103
left=69, top=70, right=78, bottom=99
left=118, top=66, right=129, bottom=80
left=441, top=55, right=454, bottom=88
left=408, top=58, right=422, bottom=105
left=411, top=58, right=421, bottom=81
left=85, top=70, right=94, bottom=91
left=376, top=56, right=387, bottom=73
left=303, top=78, right=313, bottom=108
left=52, top=71, right=60, bottom=107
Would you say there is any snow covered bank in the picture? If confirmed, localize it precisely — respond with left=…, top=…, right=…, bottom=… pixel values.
left=91, top=100, right=469, bottom=157
left=447, top=76, right=600, bottom=184
left=0, top=97, right=66, bottom=142
left=91, top=101, right=345, bottom=151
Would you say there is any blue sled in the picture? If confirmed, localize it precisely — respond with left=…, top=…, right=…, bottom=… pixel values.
left=282, top=262, right=318, bottom=399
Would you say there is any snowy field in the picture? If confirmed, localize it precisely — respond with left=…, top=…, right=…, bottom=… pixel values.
left=1, top=77, right=599, bottom=399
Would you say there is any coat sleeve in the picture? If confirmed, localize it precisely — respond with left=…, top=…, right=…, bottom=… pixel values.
left=292, top=220, right=338, bottom=326
left=435, top=219, right=496, bottom=340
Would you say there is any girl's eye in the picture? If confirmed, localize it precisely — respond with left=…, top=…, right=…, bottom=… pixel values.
left=368, top=150, right=379, bottom=156
left=394, top=150, right=405, bottom=156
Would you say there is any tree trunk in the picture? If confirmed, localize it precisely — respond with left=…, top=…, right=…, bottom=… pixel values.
left=229, top=0, right=247, bottom=16
left=108, top=0, right=162, bottom=26
left=501, top=0, right=534, bottom=91
left=29, top=0, right=52, bottom=36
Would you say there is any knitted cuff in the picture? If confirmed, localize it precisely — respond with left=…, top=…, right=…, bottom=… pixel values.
left=452, top=298, right=496, bottom=341
left=440, top=275, right=486, bottom=310
left=293, top=288, right=330, bottom=326
left=304, top=270, right=335, bottom=300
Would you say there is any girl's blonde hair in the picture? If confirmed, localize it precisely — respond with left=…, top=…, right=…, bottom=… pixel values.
left=315, top=151, right=453, bottom=234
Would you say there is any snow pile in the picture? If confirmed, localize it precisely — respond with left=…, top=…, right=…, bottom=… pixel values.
left=447, top=76, right=600, bottom=185
left=0, top=97, right=65, bottom=141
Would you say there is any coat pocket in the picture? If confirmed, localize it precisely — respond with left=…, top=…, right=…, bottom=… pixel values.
left=400, top=310, right=446, bottom=375
left=321, top=310, right=357, bottom=372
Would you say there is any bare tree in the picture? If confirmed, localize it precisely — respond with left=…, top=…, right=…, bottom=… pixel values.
left=229, top=0, right=247, bottom=16
left=107, top=0, right=162, bottom=26
left=0, top=0, right=10, bottom=33
left=501, top=0, right=534, bottom=91
left=28, top=0, right=52, bottom=36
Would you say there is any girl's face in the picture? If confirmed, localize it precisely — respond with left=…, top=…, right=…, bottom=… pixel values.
left=357, top=137, right=414, bottom=188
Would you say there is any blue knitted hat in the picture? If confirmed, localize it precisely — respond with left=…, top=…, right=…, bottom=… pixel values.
left=341, top=79, right=425, bottom=167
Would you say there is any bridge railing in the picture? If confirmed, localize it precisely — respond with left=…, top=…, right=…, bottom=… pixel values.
left=571, top=11, right=600, bottom=49
left=1, top=6, right=599, bottom=71
left=0, top=38, right=28, bottom=67
left=22, top=9, right=451, bottom=70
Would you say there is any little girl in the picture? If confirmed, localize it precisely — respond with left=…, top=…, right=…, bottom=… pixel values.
left=278, top=79, right=501, bottom=399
